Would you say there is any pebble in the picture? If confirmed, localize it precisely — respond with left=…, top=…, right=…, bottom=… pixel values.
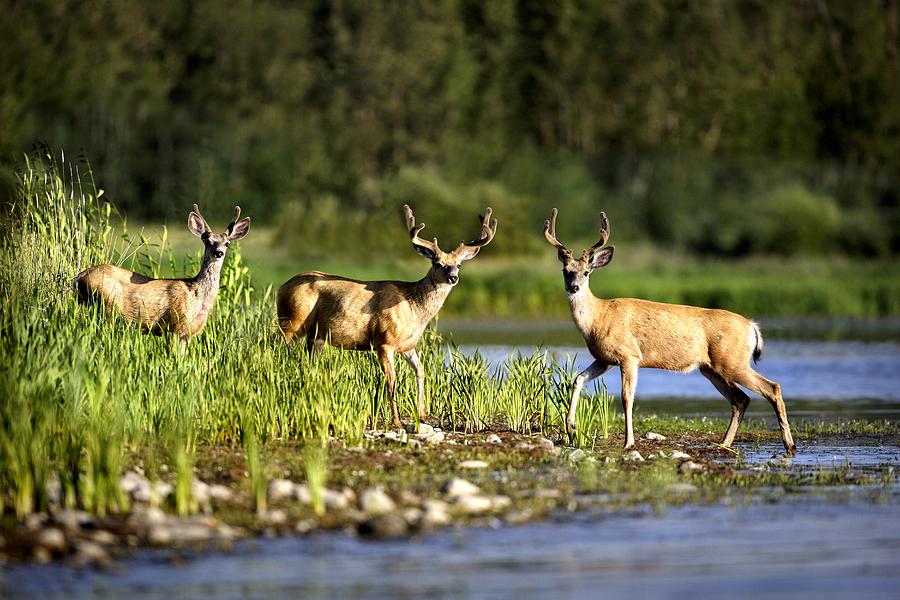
left=670, top=450, right=692, bottom=460
left=443, top=478, right=481, bottom=499
left=361, top=488, right=396, bottom=515
left=537, top=437, right=555, bottom=451
left=53, top=509, right=91, bottom=532
left=323, top=488, right=353, bottom=512
left=35, top=528, right=66, bottom=553
left=454, top=495, right=493, bottom=514
left=643, top=432, right=667, bottom=441
left=458, top=460, right=489, bottom=469
left=268, top=479, right=298, bottom=503
left=401, top=507, right=423, bottom=526
left=71, top=541, right=110, bottom=568
left=295, top=519, right=317, bottom=534
left=679, top=461, right=705, bottom=475
left=262, top=509, right=288, bottom=526
left=192, top=479, right=211, bottom=505
left=358, top=514, right=408, bottom=539
left=425, top=431, right=445, bottom=445
left=534, top=488, right=562, bottom=500
left=420, top=499, right=451, bottom=528
left=486, top=433, right=502, bottom=444
left=208, top=484, right=234, bottom=503
left=567, top=449, right=587, bottom=463
left=623, top=450, right=645, bottom=462
left=384, top=430, right=409, bottom=444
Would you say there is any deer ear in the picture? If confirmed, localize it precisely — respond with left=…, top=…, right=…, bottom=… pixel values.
left=456, top=245, right=480, bottom=262
left=413, top=245, right=437, bottom=261
left=589, top=246, right=614, bottom=269
left=188, top=212, right=208, bottom=238
left=227, top=217, right=251, bottom=241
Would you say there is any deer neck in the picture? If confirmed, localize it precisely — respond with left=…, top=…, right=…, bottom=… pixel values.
left=408, top=269, right=454, bottom=321
left=190, top=255, right=225, bottom=314
left=568, top=285, right=601, bottom=335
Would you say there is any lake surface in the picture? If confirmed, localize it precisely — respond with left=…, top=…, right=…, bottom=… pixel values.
left=4, top=324, right=900, bottom=599
left=459, top=340, right=900, bottom=421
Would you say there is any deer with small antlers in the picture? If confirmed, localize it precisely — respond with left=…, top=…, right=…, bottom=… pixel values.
left=543, top=208, right=796, bottom=455
left=74, top=205, right=251, bottom=342
left=277, top=204, right=498, bottom=428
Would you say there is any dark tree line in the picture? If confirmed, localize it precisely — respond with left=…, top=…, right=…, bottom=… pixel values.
left=2, top=0, right=898, bottom=256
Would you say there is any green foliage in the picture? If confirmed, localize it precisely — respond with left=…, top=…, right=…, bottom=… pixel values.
left=2, top=2, right=899, bottom=258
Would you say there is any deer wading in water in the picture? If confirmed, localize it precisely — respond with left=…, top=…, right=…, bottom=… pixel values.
left=543, top=208, right=796, bottom=455
left=277, top=205, right=498, bottom=428
left=74, top=205, right=251, bottom=343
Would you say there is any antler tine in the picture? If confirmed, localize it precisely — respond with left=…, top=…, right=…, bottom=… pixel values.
left=463, top=207, right=498, bottom=248
left=403, top=204, right=442, bottom=255
left=543, top=208, right=567, bottom=251
left=589, top=211, right=611, bottom=250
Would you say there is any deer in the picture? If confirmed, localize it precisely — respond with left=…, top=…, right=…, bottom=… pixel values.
left=74, top=204, right=251, bottom=343
left=277, top=204, right=498, bottom=429
left=543, top=208, right=796, bottom=455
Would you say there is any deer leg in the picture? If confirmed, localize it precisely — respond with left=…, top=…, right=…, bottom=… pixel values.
left=378, top=347, right=402, bottom=429
left=700, top=367, right=750, bottom=448
left=401, top=349, right=427, bottom=422
left=736, top=370, right=796, bottom=455
left=620, top=361, right=639, bottom=449
left=567, top=360, right=610, bottom=435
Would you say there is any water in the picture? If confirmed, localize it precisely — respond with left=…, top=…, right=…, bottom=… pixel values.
left=4, top=328, right=900, bottom=599
left=6, top=492, right=900, bottom=599
left=463, top=340, right=900, bottom=420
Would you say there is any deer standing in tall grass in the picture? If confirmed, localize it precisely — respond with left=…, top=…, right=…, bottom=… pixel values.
left=277, top=205, right=497, bottom=428
left=74, top=205, right=251, bottom=343
left=543, top=208, right=796, bottom=455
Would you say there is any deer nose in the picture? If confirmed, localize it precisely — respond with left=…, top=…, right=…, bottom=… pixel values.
left=568, top=284, right=579, bottom=293
left=214, top=250, right=224, bottom=259
left=448, top=275, right=459, bottom=285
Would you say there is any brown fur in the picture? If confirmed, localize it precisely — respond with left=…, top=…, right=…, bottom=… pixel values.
left=74, top=205, right=250, bottom=343
left=545, top=209, right=796, bottom=454
left=277, top=205, right=497, bottom=428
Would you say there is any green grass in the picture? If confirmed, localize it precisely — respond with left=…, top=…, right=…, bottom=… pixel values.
left=0, top=154, right=622, bottom=518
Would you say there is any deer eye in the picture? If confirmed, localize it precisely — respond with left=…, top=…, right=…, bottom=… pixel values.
left=583, top=271, right=589, bottom=276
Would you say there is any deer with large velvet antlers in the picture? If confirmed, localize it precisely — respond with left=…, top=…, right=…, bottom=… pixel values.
left=74, top=204, right=251, bottom=343
left=277, top=204, right=497, bottom=429
left=543, top=208, right=796, bottom=455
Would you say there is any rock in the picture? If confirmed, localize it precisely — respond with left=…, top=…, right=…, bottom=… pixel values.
left=566, top=449, right=587, bottom=463
left=647, top=454, right=658, bottom=460
left=679, top=461, right=705, bottom=475
left=268, top=479, right=298, bottom=503
left=71, top=541, right=110, bottom=568
left=208, top=484, right=234, bottom=503
left=670, top=450, right=692, bottom=461
left=454, top=495, right=493, bottom=515
left=537, top=437, right=555, bottom=451
left=90, top=529, right=117, bottom=545
left=458, top=459, right=489, bottom=469
left=360, top=488, right=396, bottom=515
left=295, top=484, right=312, bottom=505
left=192, top=480, right=211, bottom=505
left=409, top=422, right=434, bottom=436
left=657, top=450, right=669, bottom=459
left=401, top=507, right=423, bottom=526
left=295, top=519, right=317, bottom=534
left=486, top=433, right=502, bottom=444
left=323, top=488, right=353, bottom=512
left=358, top=514, right=408, bottom=539
left=534, top=489, right=562, bottom=500
left=623, top=450, right=645, bottom=462
left=424, top=431, right=445, bottom=445
left=53, top=509, right=91, bottom=532
left=35, top=528, right=66, bottom=553
left=120, top=471, right=148, bottom=495
left=25, top=513, right=47, bottom=532
left=666, top=483, right=699, bottom=494
left=489, top=495, right=512, bottom=511
left=147, top=525, right=172, bottom=545
left=443, top=478, right=480, bottom=499
left=262, top=509, right=289, bottom=526
left=643, top=432, right=667, bottom=441
left=133, top=481, right=172, bottom=504
left=399, top=490, right=422, bottom=505
left=420, top=499, right=452, bottom=528
left=383, top=430, right=409, bottom=444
